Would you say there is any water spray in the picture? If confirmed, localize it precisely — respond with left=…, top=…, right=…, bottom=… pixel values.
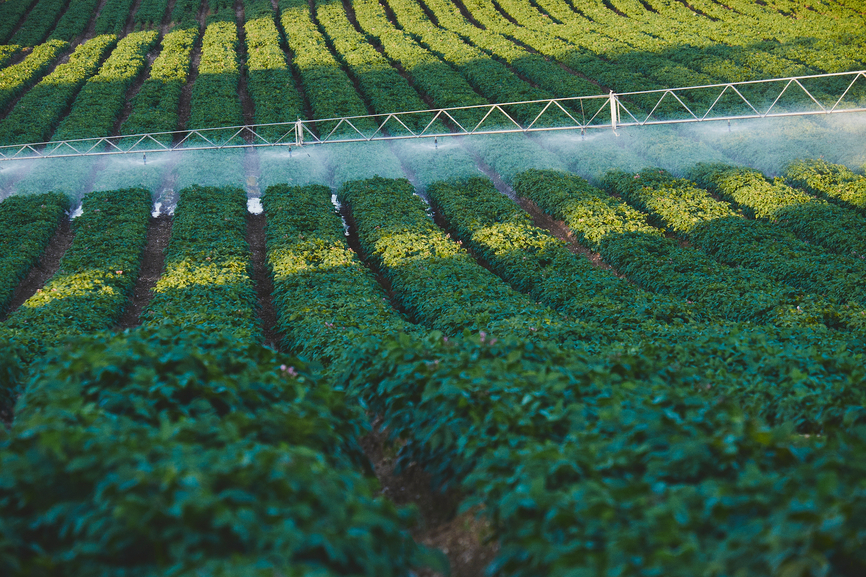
left=727, top=120, right=731, bottom=133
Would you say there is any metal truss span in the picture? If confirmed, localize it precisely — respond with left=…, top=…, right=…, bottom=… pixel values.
left=1, top=70, right=864, bottom=162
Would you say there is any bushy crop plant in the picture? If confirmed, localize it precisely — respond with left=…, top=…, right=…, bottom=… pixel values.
left=0, top=327, right=444, bottom=576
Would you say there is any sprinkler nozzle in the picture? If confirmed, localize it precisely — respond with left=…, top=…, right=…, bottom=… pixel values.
left=434, top=137, right=438, bottom=150
left=143, top=153, right=147, bottom=165
left=727, top=120, right=731, bottom=133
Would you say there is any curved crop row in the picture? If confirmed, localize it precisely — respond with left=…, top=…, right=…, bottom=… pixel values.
left=0, top=192, right=69, bottom=317
left=339, top=176, right=597, bottom=344
left=10, top=0, right=69, bottom=46
left=0, top=34, right=116, bottom=146
left=690, top=163, right=866, bottom=259
left=48, top=0, right=101, bottom=41
left=521, top=168, right=866, bottom=331
left=243, top=0, right=305, bottom=139
left=427, top=176, right=698, bottom=328
left=785, top=158, right=866, bottom=214
left=120, top=27, right=199, bottom=137
left=54, top=31, right=159, bottom=141
left=606, top=168, right=866, bottom=307
left=187, top=21, right=242, bottom=131
left=0, top=39, right=67, bottom=113
left=264, top=183, right=417, bottom=364
left=313, top=0, right=427, bottom=134
left=0, top=187, right=151, bottom=364
left=143, top=185, right=259, bottom=342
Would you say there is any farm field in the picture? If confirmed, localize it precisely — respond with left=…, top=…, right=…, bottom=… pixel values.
left=1, top=0, right=866, bottom=575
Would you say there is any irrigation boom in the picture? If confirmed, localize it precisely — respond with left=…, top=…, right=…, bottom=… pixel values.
left=1, top=70, right=864, bottom=162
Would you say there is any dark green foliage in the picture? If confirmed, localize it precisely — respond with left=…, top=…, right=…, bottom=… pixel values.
left=264, top=183, right=417, bottom=364
left=0, top=192, right=68, bottom=316
left=0, top=329, right=440, bottom=577
left=470, top=400, right=866, bottom=577
left=243, top=0, right=306, bottom=139
left=48, top=0, right=101, bottom=41
left=143, top=185, right=259, bottom=341
left=0, top=0, right=39, bottom=43
left=346, top=331, right=866, bottom=576
left=93, top=0, right=137, bottom=34
left=133, top=0, right=171, bottom=30
left=0, top=39, right=67, bottom=112
left=9, top=0, right=68, bottom=45
left=17, top=327, right=368, bottom=468
left=1, top=188, right=150, bottom=363
left=188, top=20, right=243, bottom=132
left=120, top=27, right=198, bottom=137
left=169, top=0, right=202, bottom=29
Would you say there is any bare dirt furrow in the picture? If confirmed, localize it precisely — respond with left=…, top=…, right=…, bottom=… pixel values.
left=115, top=214, right=172, bottom=329
left=245, top=213, right=282, bottom=349
left=0, top=219, right=76, bottom=322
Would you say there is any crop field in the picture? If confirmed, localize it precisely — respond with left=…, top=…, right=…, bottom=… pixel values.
left=1, top=0, right=866, bottom=575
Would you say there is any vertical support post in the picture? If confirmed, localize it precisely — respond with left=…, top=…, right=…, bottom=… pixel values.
left=610, top=91, right=618, bottom=131
left=295, top=118, right=303, bottom=147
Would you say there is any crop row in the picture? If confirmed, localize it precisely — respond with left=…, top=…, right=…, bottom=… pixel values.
left=54, top=31, right=158, bottom=140
left=785, top=158, right=866, bottom=214
left=691, top=163, right=866, bottom=258
left=264, top=183, right=417, bottom=364
left=94, top=0, right=138, bottom=34
left=242, top=0, right=305, bottom=137
left=346, top=321, right=866, bottom=576
left=120, top=27, right=199, bottom=137
left=188, top=21, right=243, bottom=131
left=142, top=185, right=259, bottom=341
left=0, top=192, right=69, bottom=317
left=2, top=326, right=432, bottom=575
left=133, top=0, right=171, bottom=30
left=352, top=0, right=488, bottom=130
left=515, top=168, right=866, bottom=330
left=313, top=0, right=427, bottom=133
left=0, top=187, right=151, bottom=367
left=169, top=0, right=203, bottom=29
left=427, top=176, right=698, bottom=327
left=339, top=176, right=596, bottom=343
left=0, top=0, right=39, bottom=44
left=9, top=0, right=70, bottom=46
left=386, top=0, right=542, bottom=120
left=0, top=39, right=67, bottom=113
left=603, top=168, right=866, bottom=307
left=277, top=0, right=371, bottom=131
left=0, top=34, right=116, bottom=146
left=49, top=0, right=101, bottom=42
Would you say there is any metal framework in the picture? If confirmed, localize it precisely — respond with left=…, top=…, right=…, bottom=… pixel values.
left=1, top=70, right=864, bottom=162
